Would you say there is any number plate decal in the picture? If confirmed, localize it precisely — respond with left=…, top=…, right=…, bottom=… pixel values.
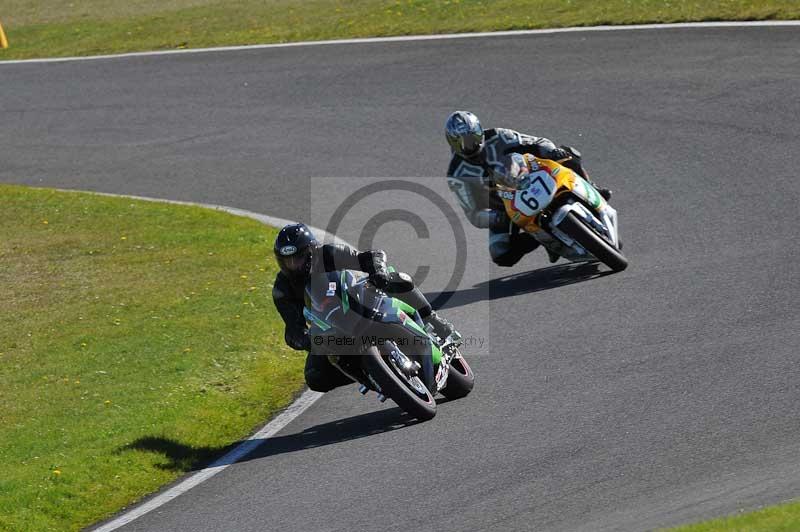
left=512, top=170, right=557, bottom=216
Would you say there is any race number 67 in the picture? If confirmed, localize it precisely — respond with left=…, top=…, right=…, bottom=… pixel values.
left=518, top=173, right=553, bottom=211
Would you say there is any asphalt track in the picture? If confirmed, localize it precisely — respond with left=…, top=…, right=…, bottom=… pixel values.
left=3, top=25, right=800, bottom=531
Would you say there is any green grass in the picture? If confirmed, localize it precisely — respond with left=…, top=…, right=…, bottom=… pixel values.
left=0, top=184, right=305, bottom=532
left=1, top=0, right=799, bottom=60
left=3, top=1, right=800, bottom=529
left=669, top=499, right=800, bottom=531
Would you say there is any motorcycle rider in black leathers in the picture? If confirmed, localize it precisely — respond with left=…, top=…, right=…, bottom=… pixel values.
left=445, top=110, right=612, bottom=267
left=271, top=223, right=456, bottom=393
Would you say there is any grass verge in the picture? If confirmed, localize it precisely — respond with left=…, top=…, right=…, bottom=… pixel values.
left=0, top=0, right=799, bottom=60
left=0, top=184, right=304, bottom=532
left=669, top=499, right=800, bottom=531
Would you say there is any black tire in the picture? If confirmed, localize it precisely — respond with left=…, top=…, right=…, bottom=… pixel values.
left=363, top=347, right=437, bottom=421
left=559, top=212, right=628, bottom=272
left=440, top=353, right=475, bottom=400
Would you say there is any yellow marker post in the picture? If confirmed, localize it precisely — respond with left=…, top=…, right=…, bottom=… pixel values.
left=0, top=19, right=8, bottom=49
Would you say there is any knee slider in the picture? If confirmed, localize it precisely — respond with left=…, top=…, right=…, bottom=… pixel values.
left=493, top=250, right=523, bottom=267
left=489, top=233, right=511, bottom=261
left=304, top=368, right=337, bottom=393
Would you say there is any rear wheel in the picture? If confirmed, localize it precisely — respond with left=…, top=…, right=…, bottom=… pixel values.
left=440, top=352, right=475, bottom=400
left=559, top=212, right=628, bottom=272
left=364, top=346, right=437, bottom=421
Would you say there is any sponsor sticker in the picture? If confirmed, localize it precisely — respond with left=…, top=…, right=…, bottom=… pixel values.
left=326, top=282, right=337, bottom=296
left=499, top=190, right=515, bottom=200
left=279, top=245, right=297, bottom=256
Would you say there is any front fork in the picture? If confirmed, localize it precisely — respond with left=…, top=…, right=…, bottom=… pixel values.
left=426, top=323, right=463, bottom=392
left=549, top=200, right=620, bottom=249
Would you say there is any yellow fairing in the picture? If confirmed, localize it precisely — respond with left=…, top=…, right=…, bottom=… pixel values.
left=499, top=155, right=602, bottom=233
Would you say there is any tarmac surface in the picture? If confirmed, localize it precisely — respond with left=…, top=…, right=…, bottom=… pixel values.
left=3, top=25, right=800, bottom=531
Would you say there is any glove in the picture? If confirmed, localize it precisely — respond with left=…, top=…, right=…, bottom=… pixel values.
left=370, top=271, right=389, bottom=290
left=286, top=330, right=311, bottom=351
left=548, top=147, right=571, bottom=162
left=358, top=250, right=389, bottom=289
left=560, top=145, right=582, bottom=159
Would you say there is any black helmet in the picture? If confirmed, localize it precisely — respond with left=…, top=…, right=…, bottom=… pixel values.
left=274, top=223, right=318, bottom=278
left=445, top=111, right=484, bottom=158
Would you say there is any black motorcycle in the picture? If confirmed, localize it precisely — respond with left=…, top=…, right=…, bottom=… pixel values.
left=303, top=270, right=474, bottom=420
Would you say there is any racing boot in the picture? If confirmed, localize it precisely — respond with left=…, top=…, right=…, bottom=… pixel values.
left=424, top=311, right=457, bottom=342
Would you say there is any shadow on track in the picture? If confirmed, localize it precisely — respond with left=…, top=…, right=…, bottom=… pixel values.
left=121, top=406, right=418, bottom=472
left=428, top=262, right=612, bottom=311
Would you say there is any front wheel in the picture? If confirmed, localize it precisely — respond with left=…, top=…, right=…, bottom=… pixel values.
left=559, top=212, right=628, bottom=272
left=363, top=346, right=437, bottom=421
left=440, top=352, right=475, bottom=400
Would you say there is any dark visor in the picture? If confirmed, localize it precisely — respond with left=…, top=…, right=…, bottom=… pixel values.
left=278, top=248, right=310, bottom=273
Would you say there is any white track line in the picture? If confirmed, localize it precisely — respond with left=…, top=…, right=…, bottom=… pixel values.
left=92, top=390, right=322, bottom=532
left=1, top=21, right=798, bottom=65
left=18, top=18, right=800, bottom=528
left=74, top=191, right=349, bottom=246
left=64, top=191, right=345, bottom=532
